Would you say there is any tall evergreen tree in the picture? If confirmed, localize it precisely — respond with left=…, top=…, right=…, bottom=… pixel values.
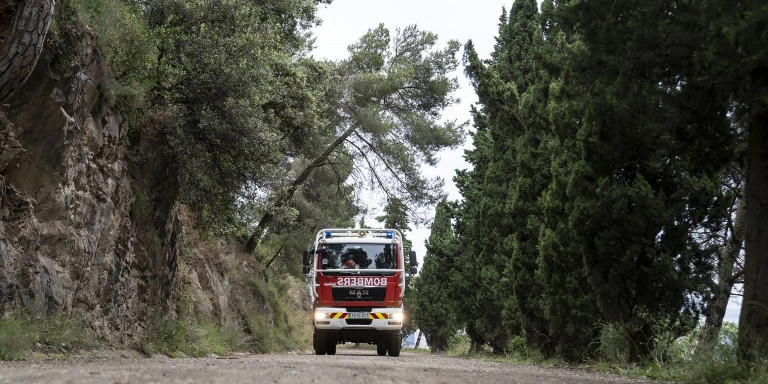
left=461, top=0, right=550, bottom=353
left=710, top=0, right=768, bottom=362
left=463, top=8, right=523, bottom=352
left=375, top=196, right=418, bottom=338
left=513, top=0, right=602, bottom=359
left=550, top=0, right=736, bottom=360
left=413, top=200, right=459, bottom=352
left=452, top=117, right=491, bottom=351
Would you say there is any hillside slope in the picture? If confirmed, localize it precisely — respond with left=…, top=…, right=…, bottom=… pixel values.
left=0, top=22, right=308, bottom=351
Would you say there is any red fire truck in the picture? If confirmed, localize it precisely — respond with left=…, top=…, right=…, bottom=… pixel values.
left=302, top=228, right=418, bottom=356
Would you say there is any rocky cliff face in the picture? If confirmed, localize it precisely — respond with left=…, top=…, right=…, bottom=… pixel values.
left=1, top=28, right=149, bottom=341
left=0, top=27, right=254, bottom=343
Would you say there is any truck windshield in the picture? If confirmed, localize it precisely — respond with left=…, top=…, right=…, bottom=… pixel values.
left=319, top=243, right=397, bottom=270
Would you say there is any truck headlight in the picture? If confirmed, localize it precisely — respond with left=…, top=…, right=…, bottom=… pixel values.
left=390, top=312, right=404, bottom=322
left=314, top=311, right=329, bottom=321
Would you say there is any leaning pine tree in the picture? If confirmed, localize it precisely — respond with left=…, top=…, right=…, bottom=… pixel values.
left=246, top=24, right=464, bottom=253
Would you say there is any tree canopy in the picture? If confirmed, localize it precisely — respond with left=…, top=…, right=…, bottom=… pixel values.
left=413, top=0, right=767, bottom=364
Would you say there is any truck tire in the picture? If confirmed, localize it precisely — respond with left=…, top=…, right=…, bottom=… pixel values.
left=377, top=341, right=387, bottom=356
left=388, top=332, right=401, bottom=357
left=326, top=334, right=337, bottom=355
left=314, top=332, right=327, bottom=355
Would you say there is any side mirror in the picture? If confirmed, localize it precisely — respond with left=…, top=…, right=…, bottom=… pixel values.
left=302, top=250, right=311, bottom=266
left=410, top=266, right=418, bottom=275
left=303, top=266, right=311, bottom=274
left=408, top=250, right=418, bottom=267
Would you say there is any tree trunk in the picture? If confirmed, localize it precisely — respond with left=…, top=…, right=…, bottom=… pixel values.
left=699, top=193, right=745, bottom=348
left=414, top=329, right=422, bottom=349
left=469, top=340, right=479, bottom=354
left=245, top=123, right=358, bottom=253
left=739, top=66, right=768, bottom=363
left=0, top=0, right=55, bottom=103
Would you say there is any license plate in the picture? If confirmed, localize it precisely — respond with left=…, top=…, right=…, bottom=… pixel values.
left=348, top=312, right=369, bottom=319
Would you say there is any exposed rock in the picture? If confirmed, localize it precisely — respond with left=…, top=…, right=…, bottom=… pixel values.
left=0, top=22, right=301, bottom=349
left=0, top=27, right=145, bottom=341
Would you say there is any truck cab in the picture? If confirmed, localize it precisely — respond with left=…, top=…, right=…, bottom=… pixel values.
left=303, top=228, right=418, bottom=356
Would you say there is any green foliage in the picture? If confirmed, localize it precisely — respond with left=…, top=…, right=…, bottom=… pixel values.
left=413, top=201, right=459, bottom=352
left=238, top=275, right=309, bottom=352
left=595, top=322, right=767, bottom=383
left=0, top=312, right=97, bottom=360
left=337, top=24, right=464, bottom=219
left=142, top=0, right=330, bottom=233
left=0, top=314, right=31, bottom=360
left=56, top=0, right=156, bottom=113
left=452, top=0, right=754, bottom=364
left=256, top=157, right=359, bottom=275
left=458, top=0, right=562, bottom=355
left=548, top=0, right=737, bottom=361
left=130, top=181, right=152, bottom=223
left=444, top=333, right=472, bottom=356
left=142, top=318, right=241, bottom=357
left=140, top=271, right=310, bottom=357
left=376, top=197, right=411, bottom=233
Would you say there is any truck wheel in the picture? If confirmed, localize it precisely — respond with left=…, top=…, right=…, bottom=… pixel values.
left=376, top=342, right=387, bottom=356
left=314, top=332, right=327, bottom=355
left=388, top=332, right=401, bottom=357
left=326, top=334, right=337, bottom=355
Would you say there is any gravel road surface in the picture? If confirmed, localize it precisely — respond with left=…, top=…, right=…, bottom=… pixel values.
left=0, top=349, right=657, bottom=384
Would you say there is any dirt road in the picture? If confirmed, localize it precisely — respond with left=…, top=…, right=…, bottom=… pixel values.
left=0, top=349, right=656, bottom=384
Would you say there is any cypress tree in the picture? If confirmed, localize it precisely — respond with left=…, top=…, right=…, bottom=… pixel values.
left=452, top=114, right=492, bottom=351
left=413, top=201, right=460, bottom=352
left=462, top=0, right=554, bottom=353
left=528, top=0, right=602, bottom=359
left=551, top=0, right=736, bottom=361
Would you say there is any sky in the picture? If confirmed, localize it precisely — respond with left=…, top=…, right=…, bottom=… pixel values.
left=310, top=0, right=741, bottom=324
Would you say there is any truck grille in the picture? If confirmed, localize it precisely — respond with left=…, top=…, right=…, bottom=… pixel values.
left=331, top=287, right=386, bottom=302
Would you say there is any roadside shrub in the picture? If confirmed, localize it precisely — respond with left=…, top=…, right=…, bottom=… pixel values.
left=506, top=336, right=536, bottom=360
left=597, top=322, right=631, bottom=365
left=142, top=318, right=241, bottom=358
left=238, top=275, right=310, bottom=353
left=0, top=314, right=34, bottom=360
left=444, top=333, right=471, bottom=356
left=0, top=312, right=97, bottom=360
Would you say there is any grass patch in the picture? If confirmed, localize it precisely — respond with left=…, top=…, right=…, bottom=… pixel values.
left=0, top=312, right=98, bottom=360
left=432, top=322, right=767, bottom=384
left=139, top=270, right=312, bottom=357
left=237, top=274, right=312, bottom=353
left=140, top=317, right=243, bottom=358
left=591, top=322, right=767, bottom=384
left=444, top=333, right=472, bottom=356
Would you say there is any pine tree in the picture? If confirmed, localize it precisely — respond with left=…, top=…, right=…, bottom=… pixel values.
left=245, top=24, right=464, bottom=253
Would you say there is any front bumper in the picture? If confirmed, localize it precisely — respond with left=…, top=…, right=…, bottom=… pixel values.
left=313, top=307, right=404, bottom=331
